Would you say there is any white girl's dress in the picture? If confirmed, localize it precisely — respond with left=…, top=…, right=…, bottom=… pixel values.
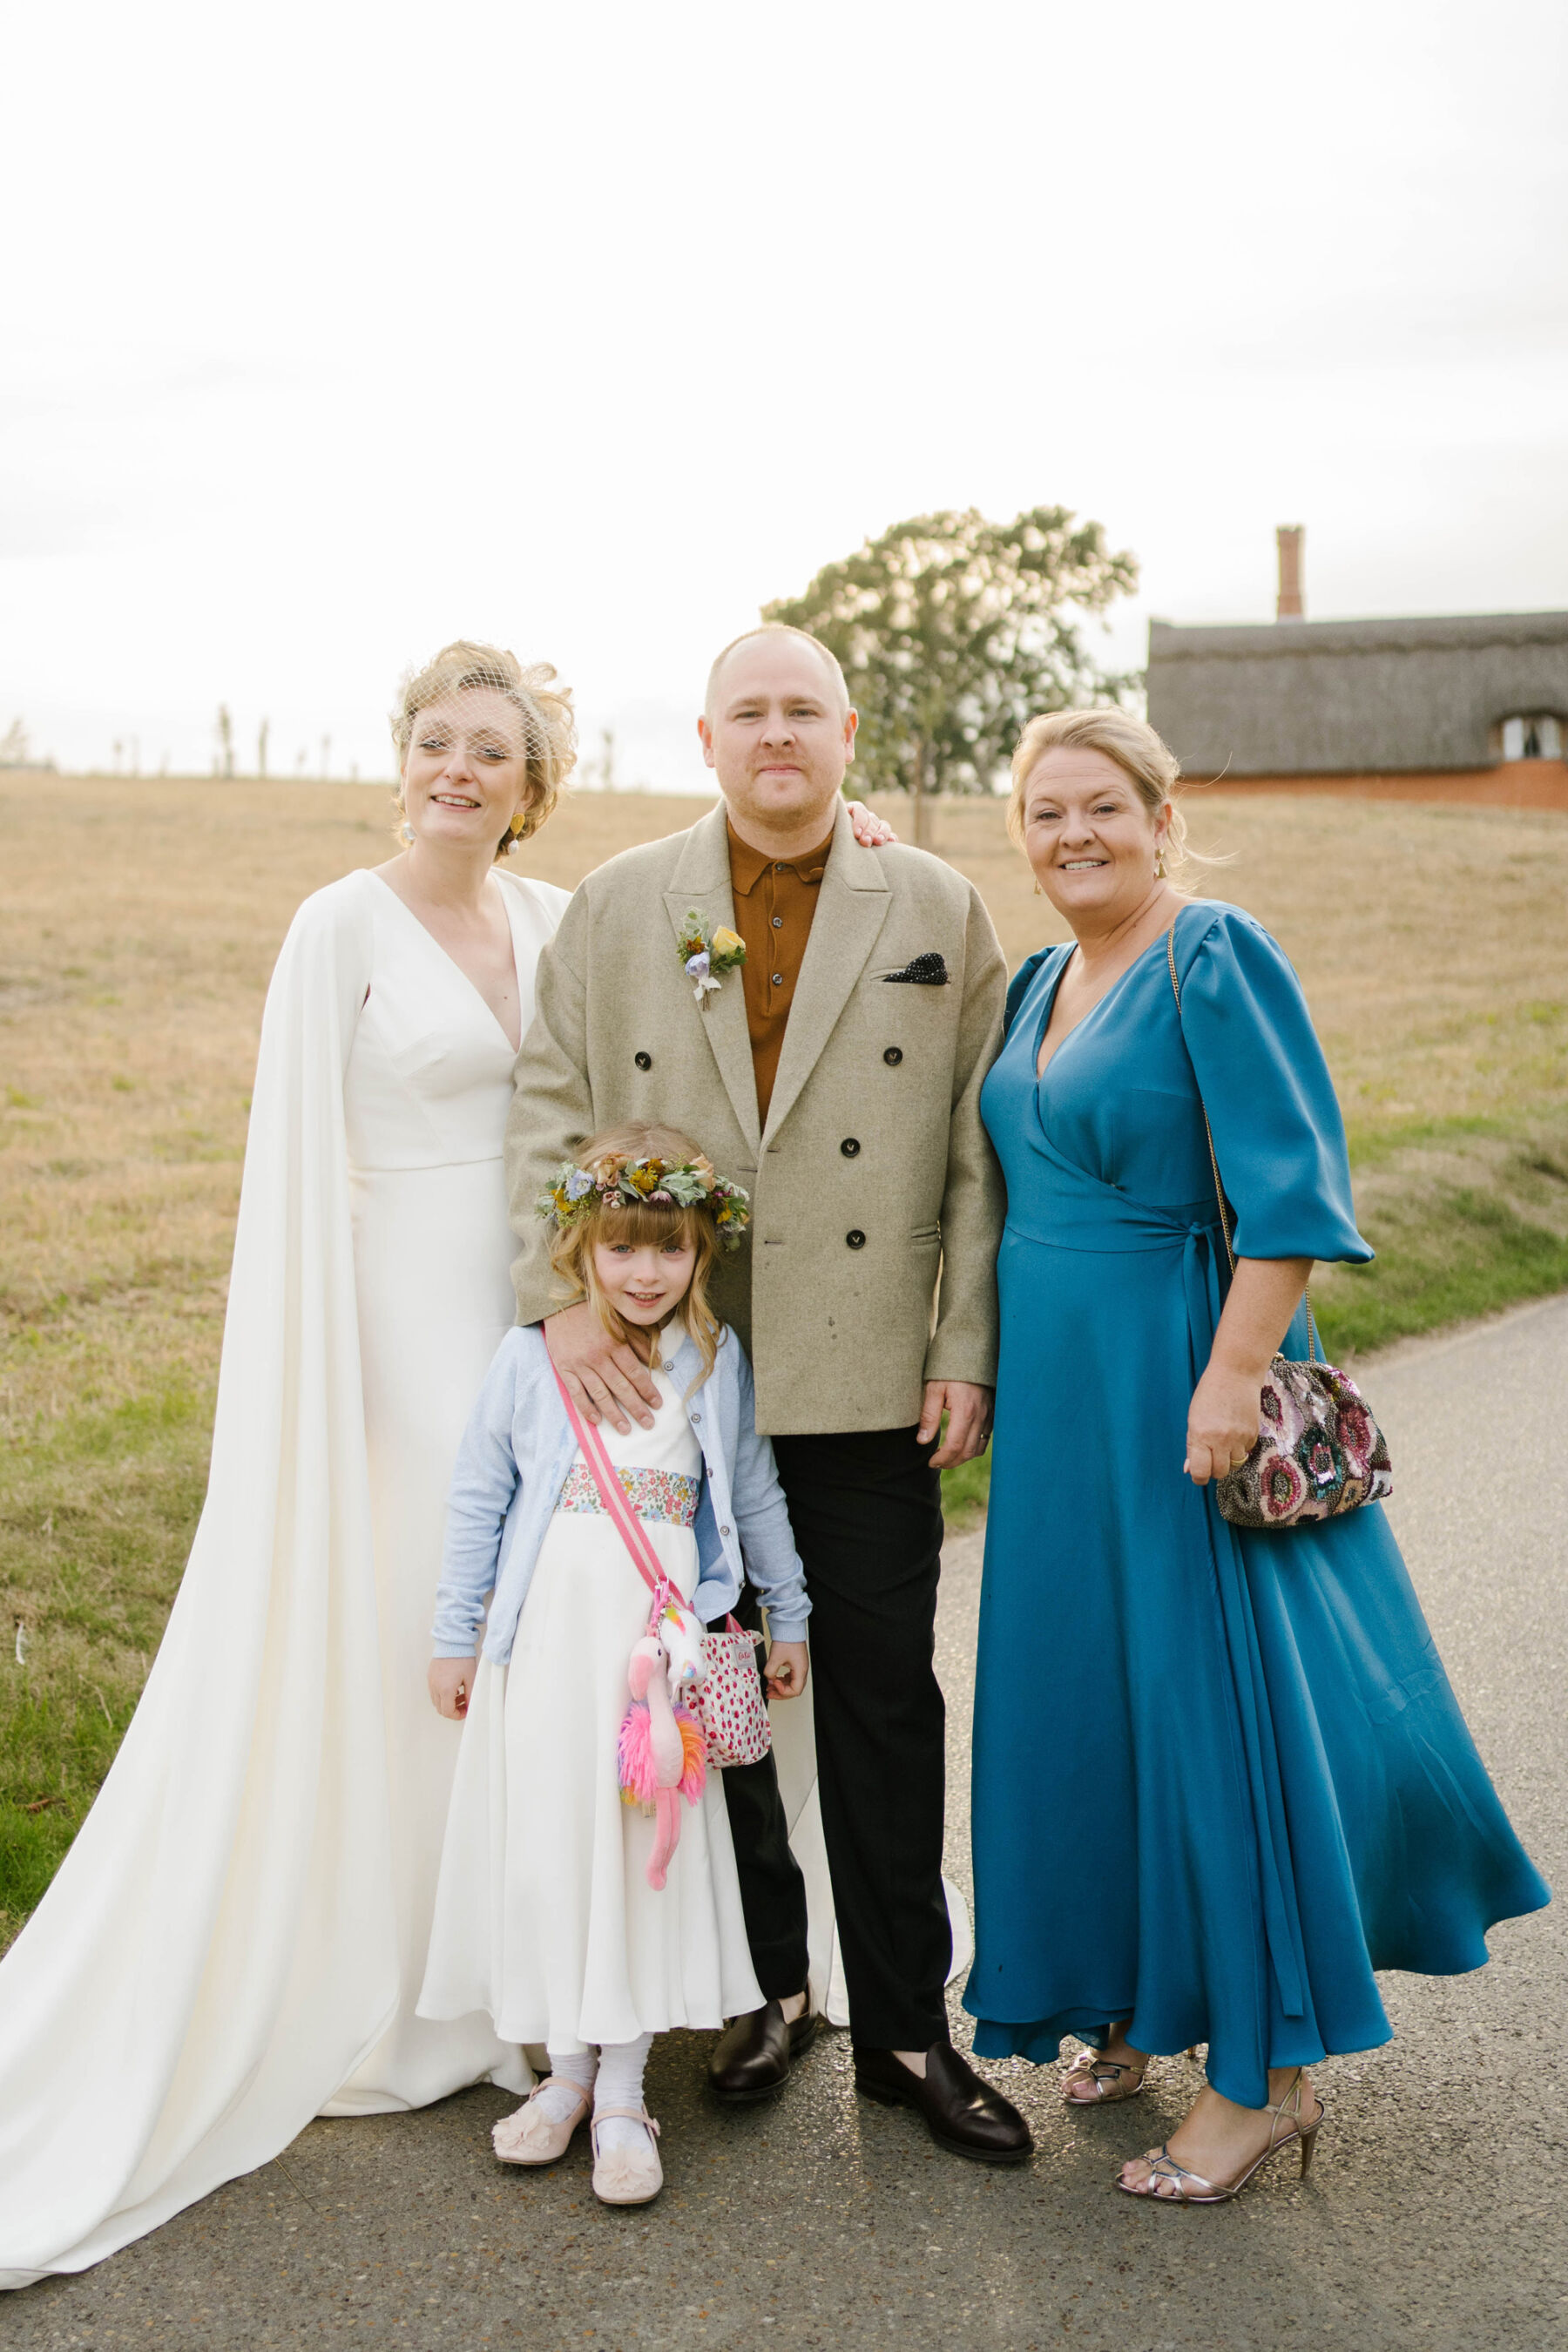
left=420, top=1354, right=762, bottom=2050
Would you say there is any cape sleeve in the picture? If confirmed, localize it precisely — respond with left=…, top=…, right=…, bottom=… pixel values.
left=1173, top=904, right=1373, bottom=1267
left=0, top=874, right=399, bottom=2285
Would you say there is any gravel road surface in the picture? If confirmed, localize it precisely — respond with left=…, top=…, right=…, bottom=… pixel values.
left=8, top=1296, right=1565, bottom=2350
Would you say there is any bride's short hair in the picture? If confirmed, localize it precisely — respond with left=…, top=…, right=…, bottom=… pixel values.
left=392, top=641, right=578, bottom=857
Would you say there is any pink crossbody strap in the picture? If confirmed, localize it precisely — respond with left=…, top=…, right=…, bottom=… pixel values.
left=551, top=1369, right=693, bottom=1611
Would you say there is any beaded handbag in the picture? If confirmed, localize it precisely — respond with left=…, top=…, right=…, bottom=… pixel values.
left=1166, top=929, right=1392, bottom=1529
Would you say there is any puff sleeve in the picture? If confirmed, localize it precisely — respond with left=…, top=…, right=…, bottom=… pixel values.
left=1173, top=904, right=1373, bottom=1267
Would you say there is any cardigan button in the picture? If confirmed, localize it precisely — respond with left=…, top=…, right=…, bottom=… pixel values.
left=882, top=1046, right=902, bottom=1065
left=846, top=1229, right=866, bottom=1249
left=634, top=1051, right=652, bottom=1070
left=840, top=1136, right=861, bottom=1157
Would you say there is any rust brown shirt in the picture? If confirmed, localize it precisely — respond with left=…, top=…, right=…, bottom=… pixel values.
left=727, top=818, right=835, bottom=1126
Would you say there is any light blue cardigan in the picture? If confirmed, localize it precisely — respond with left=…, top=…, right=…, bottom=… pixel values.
left=431, top=1322, right=810, bottom=1663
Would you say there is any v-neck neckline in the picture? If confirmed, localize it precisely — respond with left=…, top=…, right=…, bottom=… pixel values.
left=1033, top=927, right=1173, bottom=1083
left=368, top=868, right=526, bottom=1053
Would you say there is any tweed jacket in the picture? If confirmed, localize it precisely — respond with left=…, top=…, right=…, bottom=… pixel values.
left=504, top=798, right=1007, bottom=1436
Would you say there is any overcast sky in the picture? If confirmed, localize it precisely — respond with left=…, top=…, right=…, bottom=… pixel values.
left=3, top=0, right=1565, bottom=787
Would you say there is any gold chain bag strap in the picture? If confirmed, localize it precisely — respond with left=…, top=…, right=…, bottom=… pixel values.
left=1166, top=924, right=1392, bottom=1529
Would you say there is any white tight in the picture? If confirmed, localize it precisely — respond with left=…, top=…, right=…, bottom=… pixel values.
left=539, top=2035, right=655, bottom=2158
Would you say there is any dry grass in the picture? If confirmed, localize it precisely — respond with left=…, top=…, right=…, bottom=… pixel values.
left=4, top=774, right=1568, bottom=1938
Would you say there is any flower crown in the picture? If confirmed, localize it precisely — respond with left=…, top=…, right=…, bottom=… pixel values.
left=536, top=1151, right=751, bottom=1250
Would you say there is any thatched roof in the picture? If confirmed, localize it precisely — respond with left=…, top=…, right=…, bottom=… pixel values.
left=1146, top=610, right=1568, bottom=775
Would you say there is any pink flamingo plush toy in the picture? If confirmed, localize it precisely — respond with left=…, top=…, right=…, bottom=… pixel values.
left=618, top=1624, right=706, bottom=1890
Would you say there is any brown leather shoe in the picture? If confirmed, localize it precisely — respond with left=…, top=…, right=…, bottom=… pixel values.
left=707, top=1998, right=821, bottom=2103
left=855, top=2041, right=1033, bottom=2165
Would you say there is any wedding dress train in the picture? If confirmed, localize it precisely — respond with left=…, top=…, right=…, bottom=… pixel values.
left=0, top=867, right=565, bottom=2287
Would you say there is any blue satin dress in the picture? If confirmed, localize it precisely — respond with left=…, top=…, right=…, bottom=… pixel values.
left=966, top=902, right=1549, bottom=2109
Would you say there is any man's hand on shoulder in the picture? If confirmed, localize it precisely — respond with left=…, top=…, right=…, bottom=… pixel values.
left=544, top=1302, right=662, bottom=1432
left=917, top=1379, right=993, bottom=1470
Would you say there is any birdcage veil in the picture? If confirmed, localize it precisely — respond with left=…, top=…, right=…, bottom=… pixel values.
left=391, top=639, right=578, bottom=856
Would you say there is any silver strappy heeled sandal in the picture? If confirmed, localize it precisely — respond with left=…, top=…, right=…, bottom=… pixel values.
left=1061, top=2050, right=1147, bottom=2105
left=1117, top=2069, right=1326, bottom=2205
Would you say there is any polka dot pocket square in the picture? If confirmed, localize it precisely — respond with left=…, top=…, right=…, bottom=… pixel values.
left=882, top=952, right=950, bottom=986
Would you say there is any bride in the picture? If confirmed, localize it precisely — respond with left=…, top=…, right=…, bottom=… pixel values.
left=0, top=642, right=576, bottom=2287
left=0, top=640, right=896, bottom=2288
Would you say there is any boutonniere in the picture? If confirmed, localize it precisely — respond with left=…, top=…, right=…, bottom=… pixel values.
left=676, top=912, right=746, bottom=1008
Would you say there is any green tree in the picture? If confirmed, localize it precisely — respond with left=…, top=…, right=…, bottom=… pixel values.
left=763, top=505, right=1138, bottom=838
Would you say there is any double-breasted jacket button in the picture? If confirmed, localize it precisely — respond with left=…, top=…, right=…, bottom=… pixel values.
left=840, top=1137, right=861, bottom=1158
left=845, top=1229, right=866, bottom=1250
left=882, top=1045, right=902, bottom=1065
left=634, top=1051, right=652, bottom=1070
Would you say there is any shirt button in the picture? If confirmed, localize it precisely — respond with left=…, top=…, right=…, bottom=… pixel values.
left=772, top=972, right=784, bottom=986
left=841, top=1137, right=861, bottom=1157
left=634, top=1051, right=652, bottom=1070
left=662, top=1359, right=676, bottom=1372
left=771, top=914, right=783, bottom=929
left=720, top=1524, right=732, bottom=1537
left=692, top=1411, right=701, bottom=1423
left=883, top=1046, right=903, bottom=1065
left=846, top=1229, right=866, bottom=1249
left=774, top=862, right=787, bottom=873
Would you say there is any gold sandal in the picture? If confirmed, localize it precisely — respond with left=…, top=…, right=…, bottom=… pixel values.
left=1116, top=2069, right=1325, bottom=2204
left=1061, top=2048, right=1147, bottom=2105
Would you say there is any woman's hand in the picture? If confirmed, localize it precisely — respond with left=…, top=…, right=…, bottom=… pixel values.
left=429, top=1656, right=474, bottom=1719
left=1186, top=1255, right=1312, bottom=1484
left=847, top=801, right=897, bottom=848
left=764, top=1639, right=808, bottom=1700
left=1184, top=1362, right=1267, bottom=1484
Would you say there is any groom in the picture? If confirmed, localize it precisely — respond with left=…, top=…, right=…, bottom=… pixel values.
left=504, top=624, right=1030, bottom=2164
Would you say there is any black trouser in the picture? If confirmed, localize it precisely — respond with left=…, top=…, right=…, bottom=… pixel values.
left=720, top=1424, right=951, bottom=2052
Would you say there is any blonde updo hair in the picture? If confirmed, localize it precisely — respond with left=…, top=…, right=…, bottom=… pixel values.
left=1008, top=706, right=1194, bottom=885
left=391, top=640, right=577, bottom=858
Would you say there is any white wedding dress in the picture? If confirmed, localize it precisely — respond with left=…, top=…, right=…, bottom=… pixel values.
left=0, top=866, right=566, bottom=2288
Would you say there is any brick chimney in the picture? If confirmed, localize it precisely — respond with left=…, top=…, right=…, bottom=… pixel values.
left=1276, top=524, right=1305, bottom=621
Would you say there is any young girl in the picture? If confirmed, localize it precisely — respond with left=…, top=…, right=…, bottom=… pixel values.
left=417, top=1123, right=810, bottom=2207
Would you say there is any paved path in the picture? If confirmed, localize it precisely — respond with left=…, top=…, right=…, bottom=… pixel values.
left=9, top=1300, right=1566, bottom=2350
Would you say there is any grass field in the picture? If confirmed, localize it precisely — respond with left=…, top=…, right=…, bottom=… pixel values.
left=4, top=774, right=1568, bottom=1942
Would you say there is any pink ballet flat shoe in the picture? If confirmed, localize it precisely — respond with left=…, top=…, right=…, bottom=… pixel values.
left=492, top=2078, right=591, bottom=2167
left=590, top=2106, right=664, bottom=2207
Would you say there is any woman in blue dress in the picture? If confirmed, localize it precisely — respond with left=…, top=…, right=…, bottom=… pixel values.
left=967, top=707, right=1549, bottom=2204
